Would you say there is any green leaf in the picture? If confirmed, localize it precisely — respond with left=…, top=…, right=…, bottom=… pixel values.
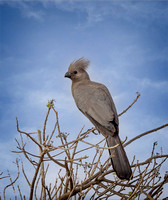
left=128, top=192, right=132, bottom=196
left=46, top=103, right=50, bottom=108
left=84, top=155, right=88, bottom=159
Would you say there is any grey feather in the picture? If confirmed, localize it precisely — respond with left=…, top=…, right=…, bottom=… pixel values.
left=69, top=58, right=90, bottom=71
left=65, top=58, right=132, bottom=180
left=106, top=135, right=132, bottom=180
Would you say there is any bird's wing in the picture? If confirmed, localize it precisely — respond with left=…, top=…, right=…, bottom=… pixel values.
left=77, top=83, right=118, bottom=134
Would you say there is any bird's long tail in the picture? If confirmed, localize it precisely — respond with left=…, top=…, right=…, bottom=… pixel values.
left=106, top=135, right=132, bottom=180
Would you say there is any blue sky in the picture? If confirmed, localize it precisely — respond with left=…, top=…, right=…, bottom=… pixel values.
left=0, top=0, right=168, bottom=198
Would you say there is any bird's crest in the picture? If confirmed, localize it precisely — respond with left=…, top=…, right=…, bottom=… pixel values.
left=69, top=58, right=90, bottom=71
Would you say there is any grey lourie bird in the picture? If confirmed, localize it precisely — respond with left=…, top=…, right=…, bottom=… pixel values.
left=64, top=58, right=132, bottom=180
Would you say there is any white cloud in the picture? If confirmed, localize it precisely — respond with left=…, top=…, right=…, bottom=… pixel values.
left=23, top=9, right=44, bottom=20
left=51, top=0, right=168, bottom=28
left=4, top=1, right=44, bottom=21
left=2, top=0, right=168, bottom=30
left=25, top=89, right=75, bottom=112
left=128, top=76, right=168, bottom=93
left=141, top=78, right=168, bottom=90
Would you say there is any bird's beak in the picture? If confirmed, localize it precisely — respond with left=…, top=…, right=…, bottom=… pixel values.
left=64, top=72, right=71, bottom=78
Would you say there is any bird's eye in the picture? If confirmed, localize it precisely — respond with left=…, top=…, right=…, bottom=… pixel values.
left=73, top=71, right=78, bottom=74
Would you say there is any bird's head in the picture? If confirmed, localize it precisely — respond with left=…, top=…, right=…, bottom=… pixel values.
left=64, top=58, right=90, bottom=82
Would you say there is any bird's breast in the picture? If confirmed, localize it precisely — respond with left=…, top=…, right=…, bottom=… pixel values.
left=72, top=84, right=93, bottom=112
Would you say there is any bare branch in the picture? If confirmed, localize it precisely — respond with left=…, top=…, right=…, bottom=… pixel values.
left=118, top=92, right=140, bottom=117
left=1, top=97, right=167, bottom=200
left=3, top=159, right=20, bottom=200
left=29, top=151, right=46, bottom=200
left=124, top=123, right=168, bottom=147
